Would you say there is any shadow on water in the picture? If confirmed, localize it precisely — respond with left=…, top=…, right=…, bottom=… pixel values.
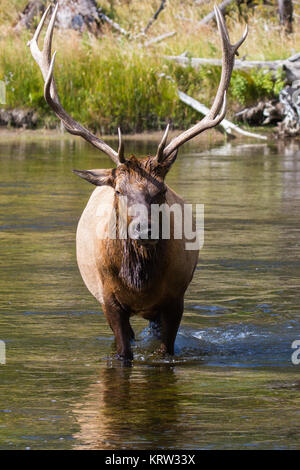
left=0, top=135, right=300, bottom=449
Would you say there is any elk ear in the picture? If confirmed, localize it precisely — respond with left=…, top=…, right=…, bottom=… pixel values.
left=72, top=169, right=114, bottom=187
left=157, top=150, right=178, bottom=177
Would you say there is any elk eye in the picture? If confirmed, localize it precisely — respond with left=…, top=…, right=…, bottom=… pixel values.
left=115, top=190, right=121, bottom=196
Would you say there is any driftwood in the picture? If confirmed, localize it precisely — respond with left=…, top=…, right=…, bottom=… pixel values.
left=234, top=84, right=300, bottom=137
left=158, top=72, right=267, bottom=139
left=178, top=90, right=267, bottom=139
left=235, top=101, right=284, bottom=125
left=165, top=53, right=300, bottom=84
left=277, top=83, right=300, bottom=136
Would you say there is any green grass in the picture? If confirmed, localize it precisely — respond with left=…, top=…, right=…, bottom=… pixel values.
left=0, top=0, right=298, bottom=132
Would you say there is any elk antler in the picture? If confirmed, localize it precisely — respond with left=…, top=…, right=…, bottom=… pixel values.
left=156, top=5, right=248, bottom=162
left=28, top=3, right=124, bottom=166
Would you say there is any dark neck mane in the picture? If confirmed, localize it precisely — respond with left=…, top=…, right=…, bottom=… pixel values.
left=106, top=238, right=163, bottom=291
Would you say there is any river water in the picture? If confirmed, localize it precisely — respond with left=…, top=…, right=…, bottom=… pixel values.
left=0, top=134, right=299, bottom=449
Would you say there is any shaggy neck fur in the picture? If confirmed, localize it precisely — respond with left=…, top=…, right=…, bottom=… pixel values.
left=104, top=155, right=168, bottom=291
left=120, top=238, right=163, bottom=290
left=106, top=237, right=163, bottom=291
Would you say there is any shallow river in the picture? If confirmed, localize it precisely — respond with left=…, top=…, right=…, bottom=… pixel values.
left=0, top=134, right=300, bottom=449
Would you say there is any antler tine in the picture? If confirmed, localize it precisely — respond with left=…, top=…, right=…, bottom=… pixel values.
left=156, top=123, right=170, bottom=162
left=43, top=2, right=58, bottom=64
left=118, top=128, right=126, bottom=163
left=28, top=3, right=123, bottom=166
left=207, top=90, right=227, bottom=128
left=44, top=51, right=66, bottom=116
left=161, top=4, right=248, bottom=161
left=214, top=4, right=230, bottom=44
left=215, top=4, right=248, bottom=55
left=208, top=5, right=234, bottom=119
left=27, top=5, right=50, bottom=67
left=29, top=5, right=51, bottom=47
left=234, top=24, right=248, bottom=53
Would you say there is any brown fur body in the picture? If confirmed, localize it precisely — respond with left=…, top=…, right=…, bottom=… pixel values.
left=76, top=156, right=199, bottom=360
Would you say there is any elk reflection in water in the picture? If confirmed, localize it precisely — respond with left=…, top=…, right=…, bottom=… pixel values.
left=73, top=365, right=181, bottom=450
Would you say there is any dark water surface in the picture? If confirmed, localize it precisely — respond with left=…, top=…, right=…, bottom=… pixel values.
left=0, top=134, right=300, bottom=449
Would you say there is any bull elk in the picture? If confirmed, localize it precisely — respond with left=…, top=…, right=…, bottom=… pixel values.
left=29, top=3, right=247, bottom=361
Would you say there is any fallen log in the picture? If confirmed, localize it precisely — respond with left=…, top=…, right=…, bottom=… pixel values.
left=178, top=90, right=267, bottom=140
left=165, top=55, right=285, bottom=70
left=164, top=53, right=300, bottom=83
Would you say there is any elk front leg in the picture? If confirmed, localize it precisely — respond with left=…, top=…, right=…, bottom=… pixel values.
left=158, top=298, right=184, bottom=355
left=103, top=294, right=133, bottom=361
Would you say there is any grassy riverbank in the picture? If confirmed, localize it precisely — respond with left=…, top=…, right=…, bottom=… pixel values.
left=0, top=0, right=299, bottom=133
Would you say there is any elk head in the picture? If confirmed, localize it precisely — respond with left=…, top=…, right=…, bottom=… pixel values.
left=72, top=151, right=178, bottom=244
left=28, top=2, right=248, bottom=244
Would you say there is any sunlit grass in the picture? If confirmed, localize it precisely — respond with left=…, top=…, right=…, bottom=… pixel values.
left=0, top=0, right=299, bottom=132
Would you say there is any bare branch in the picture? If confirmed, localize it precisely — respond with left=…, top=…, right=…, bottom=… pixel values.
left=145, top=31, right=176, bottom=47
left=143, top=0, right=167, bottom=35
left=198, top=0, right=235, bottom=25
